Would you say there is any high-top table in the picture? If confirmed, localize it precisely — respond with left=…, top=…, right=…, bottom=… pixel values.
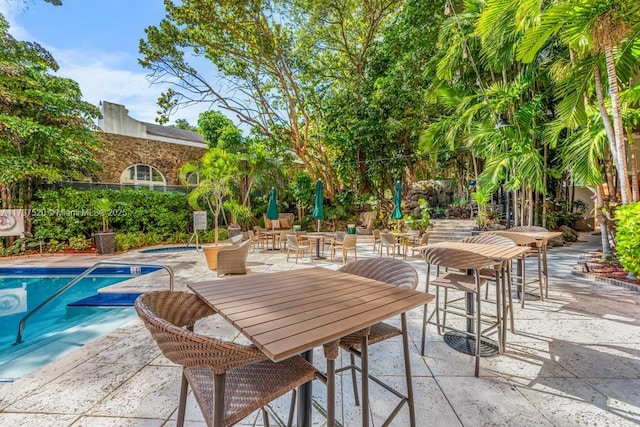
left=188, top=267, right=433, bottom=427
left=423, top=241, right=531, bottom=354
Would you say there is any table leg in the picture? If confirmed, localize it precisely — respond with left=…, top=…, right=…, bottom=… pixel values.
left=298, top=349, right=313, bottom=427
left=361, top=334, right=369, bottom=427
left=322, top=341, right=339, bottom=427
left=313, top=238, right=326, bottom=260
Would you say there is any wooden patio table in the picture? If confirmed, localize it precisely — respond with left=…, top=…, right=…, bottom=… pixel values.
left=188, top=267, right=433, bottom=427
left=421, top=241, right=531, bottom=353
left=305, top=233, right=334, bottom=259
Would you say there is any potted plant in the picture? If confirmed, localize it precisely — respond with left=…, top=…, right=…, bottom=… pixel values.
left=180, top=148, right=237, bottom=270
left=94, top=197, right=115, bottom=254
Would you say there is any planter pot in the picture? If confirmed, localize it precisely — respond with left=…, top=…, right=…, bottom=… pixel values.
left=94, top=232, right=115, bottom=255
left=203, top=245, right=223, bottom=270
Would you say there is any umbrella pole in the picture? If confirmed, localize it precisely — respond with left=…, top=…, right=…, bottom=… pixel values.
left=317, top=220, right=320, bottom=233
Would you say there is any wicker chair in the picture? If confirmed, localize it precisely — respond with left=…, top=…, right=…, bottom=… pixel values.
left=135, top=291, right=317, bottom=427
left=460, top=234, right=519, bottom=338
left=286, top=234, right=312, bottom=263
left=405, top=232, right=429, bottom=257
left=336, top=258, right=419, bottom=426
left=379, top=232, right=402, bottom=258
left=330, top=233, right=357, bottom=264
left=356, top=211, right=376, bottom=235
left=421, top=246, right=497, bottom=377
left=486, top=229, right=545, bottom=306
left=372, top=229, right=381, bottom=253
left=216, top=240, right=251, bottom=277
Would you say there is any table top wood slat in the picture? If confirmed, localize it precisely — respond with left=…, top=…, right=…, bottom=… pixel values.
left=425, top=241, right=531, bottom=261
left=188, top=267, right=434, bottom=362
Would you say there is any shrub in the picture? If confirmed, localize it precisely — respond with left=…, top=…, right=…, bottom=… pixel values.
left=615, top=202, right=640, bottom=277
left=46, top=239, right=66, bottom=253
left=115, top=232, right=163, bottom=252
left=31, top=188, right=192, bottom=241
left=69, top=236, right=91, bottom=250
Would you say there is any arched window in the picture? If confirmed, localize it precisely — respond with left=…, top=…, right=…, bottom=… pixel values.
left=120, top=164, right=166, bottom=186
left=186, top=172, right=199, bottom=186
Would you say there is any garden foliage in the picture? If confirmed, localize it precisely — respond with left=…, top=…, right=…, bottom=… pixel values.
left=31, top=188, right=192, bottom=242
left=614, top=202, right=640, bottom=277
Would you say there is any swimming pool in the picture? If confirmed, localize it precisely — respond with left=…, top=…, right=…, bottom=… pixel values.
left=139, top=245, right=197, bottom=253
left=0, top=267, right=156, bottom=380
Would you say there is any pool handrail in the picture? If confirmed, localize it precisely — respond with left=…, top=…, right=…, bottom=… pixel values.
left=14, top=261, right=174, bottom=346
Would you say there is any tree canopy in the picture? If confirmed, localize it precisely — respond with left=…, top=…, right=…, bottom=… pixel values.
left=0, top=14, right=102, bottom=209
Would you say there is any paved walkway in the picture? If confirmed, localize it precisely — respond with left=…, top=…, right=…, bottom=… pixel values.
left=1, top=234, right=639, bottom=426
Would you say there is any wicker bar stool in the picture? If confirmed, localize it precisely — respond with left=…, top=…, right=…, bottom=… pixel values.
left=335, top=258, right=419, bottom=426
left=421, top=246, right=498, bottom=377
left=460, top=234, right=519, bottom=348
left=508, top=226, right=550, bottom=298
left=486, top=230, right=543, bottom=306
left=135, top=291, right=317, bottom=427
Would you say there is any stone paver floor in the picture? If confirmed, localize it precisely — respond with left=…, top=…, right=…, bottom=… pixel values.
left=0, top=233, right=639, bottom=426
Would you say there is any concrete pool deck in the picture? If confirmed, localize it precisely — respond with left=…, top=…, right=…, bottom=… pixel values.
left=0, top=233, right=639, bottom=426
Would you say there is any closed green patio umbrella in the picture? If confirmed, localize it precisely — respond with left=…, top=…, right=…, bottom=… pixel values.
left=312, top=180, right=324, bottom=232
left=391, top=181, right=403, bottom=230
left=266, top=187, right=279, bottom=230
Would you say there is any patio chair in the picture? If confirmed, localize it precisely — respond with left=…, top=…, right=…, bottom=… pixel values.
left=372, top=229, right=381, bottom=253
left=216, top=240, right=251, bottom=277
left=356, top=211, right=375, bottom=235
left=247, top=230, right=262, bottom=251
left=330, top=233, right=357, bottom=264
left=286, top=234, right=313, bottom=264
left=487, top=230, right=545, bottom=306
left=420, top=246, right=498, bottom=377
left=276, top=229, right=292, bottom=250
left=405, top=232, right=429, bottom=257
left=508, top=225, right=550, bottom=296
left=135, top=291, right=317, bottom=427
left=460, top=234, right=519, bottom=334
left=336, top=258, right=419, bottom=426
left=379, top=232, right=402, bottom=258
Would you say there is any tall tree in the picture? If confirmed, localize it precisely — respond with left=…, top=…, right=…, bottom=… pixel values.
left=518, top=0, right=640, bottom=205
left=0, top=15, right=102, bottom=213
left=139, top=0, right=343, bottom=198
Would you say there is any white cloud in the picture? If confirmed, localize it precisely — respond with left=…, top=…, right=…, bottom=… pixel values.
left=1, top=4, right=207, bottom=126
left=52, top=47, right=207, bottom=125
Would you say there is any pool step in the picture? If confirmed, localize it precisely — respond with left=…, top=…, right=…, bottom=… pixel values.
left=67, top=292, right=142, bottom=307
left=0, top=308, right=137, bottom=382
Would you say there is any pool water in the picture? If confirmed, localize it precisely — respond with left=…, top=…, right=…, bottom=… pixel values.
left=0, top=274, right=134, bottom=351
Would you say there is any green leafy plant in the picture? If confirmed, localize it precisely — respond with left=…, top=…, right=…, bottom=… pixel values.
left=46, top=239, right=66, bottom=253
left=68, top=236, right=91, bottom=251
left=615, top=202, right=640, bottom=277
left=471, top=186, right=492, bottom=229
left=95, top=197, right=112, bottom=232
left=223, top=199, right=252, bottom=229
left=2, top=236, right=43, bottom=256
left=405, top=198, right=431, bottom=231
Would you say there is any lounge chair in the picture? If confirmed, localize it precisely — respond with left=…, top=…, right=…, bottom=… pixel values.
left=217, top=239, right=251, bottom=276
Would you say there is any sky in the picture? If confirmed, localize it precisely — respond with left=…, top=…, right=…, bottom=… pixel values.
left=0, top=0, right=209, bottom=126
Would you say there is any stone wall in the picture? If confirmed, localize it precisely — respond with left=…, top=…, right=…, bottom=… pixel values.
left=406, top=180, right=457, bottom=216
left=95, top=133, right=206, bottom=185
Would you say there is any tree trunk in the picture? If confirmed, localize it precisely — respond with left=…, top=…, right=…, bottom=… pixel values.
left=603, top=42, right=631, bottom=204
left=593, top=67, right=619, bottom=201
left=595, top=185, right=612, bottom=258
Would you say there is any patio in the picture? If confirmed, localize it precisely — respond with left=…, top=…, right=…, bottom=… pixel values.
left=1, top=232, right=639, bottom=426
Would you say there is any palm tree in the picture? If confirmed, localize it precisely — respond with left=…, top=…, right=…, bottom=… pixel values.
left=518, top=0, right=640, bottom=205
left=179, top=148, right=238, bottom=244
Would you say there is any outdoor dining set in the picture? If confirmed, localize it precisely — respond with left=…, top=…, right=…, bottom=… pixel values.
left=134, top=225, right=562, bottom=427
